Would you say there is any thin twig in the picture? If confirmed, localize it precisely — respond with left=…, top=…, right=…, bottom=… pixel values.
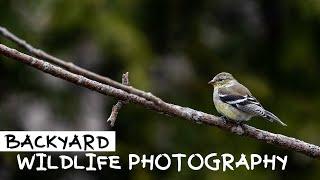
left=0, top=26, right=163, bottom=105
left=1, top=43, right=320, bottom=159
left=107, top=72, right=130, bottom=127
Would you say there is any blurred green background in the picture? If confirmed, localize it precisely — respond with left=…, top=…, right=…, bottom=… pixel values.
left=0, top=0, right=320, bottom=179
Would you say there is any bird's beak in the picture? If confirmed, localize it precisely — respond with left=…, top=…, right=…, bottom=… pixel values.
left=208, top=79, right=215, bottom=85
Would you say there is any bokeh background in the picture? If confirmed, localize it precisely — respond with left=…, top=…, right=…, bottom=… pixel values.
left=0, top=0, right=320, bottom=179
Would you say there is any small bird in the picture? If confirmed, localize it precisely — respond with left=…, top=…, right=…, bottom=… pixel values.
left=208, top=72, right=286, bottom=126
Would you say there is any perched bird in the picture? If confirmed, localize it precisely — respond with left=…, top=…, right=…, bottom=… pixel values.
left=208, top=72, right=286, bottom=126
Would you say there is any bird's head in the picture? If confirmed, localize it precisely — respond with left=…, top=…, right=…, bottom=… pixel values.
left=208, top=72, right=235, bottom=87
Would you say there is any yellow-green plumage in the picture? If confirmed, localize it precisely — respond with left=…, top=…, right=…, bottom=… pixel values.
left=208, top=72, right=287, bottom=126
left=213, top=83, right=253, bottom=121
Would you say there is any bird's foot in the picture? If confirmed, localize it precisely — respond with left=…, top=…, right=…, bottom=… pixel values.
left=220, top=116, right=229, bottom=124
left=220, top=116, right=245, bottom=126
left=234, top=120, right=245, bottom=126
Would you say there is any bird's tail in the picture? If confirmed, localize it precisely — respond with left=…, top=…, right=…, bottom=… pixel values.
left=263, top=110, right=287, bottom=126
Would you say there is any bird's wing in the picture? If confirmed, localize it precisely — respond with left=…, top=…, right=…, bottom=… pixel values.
left=218, top=83, right=265, bottom=117
left=218, top=82, right=286, bottom=126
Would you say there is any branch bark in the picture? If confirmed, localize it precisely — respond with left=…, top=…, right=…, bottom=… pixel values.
left=1, top=43, right=320, bottom=159
left=107, top=72, right=130, bottom=127
left=0, top=26, right=163, bottom=105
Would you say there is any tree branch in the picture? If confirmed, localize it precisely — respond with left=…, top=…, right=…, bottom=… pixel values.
left=0, top=26, right=163, bottom=105
left=1, top=43, right=320, bottom=159
left=107, top=72, right=130, bottom=127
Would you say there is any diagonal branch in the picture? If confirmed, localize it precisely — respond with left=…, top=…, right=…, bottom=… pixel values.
left=0, top=26, right=163, bottom=105
left=1, top=44, right=320, bottom=159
